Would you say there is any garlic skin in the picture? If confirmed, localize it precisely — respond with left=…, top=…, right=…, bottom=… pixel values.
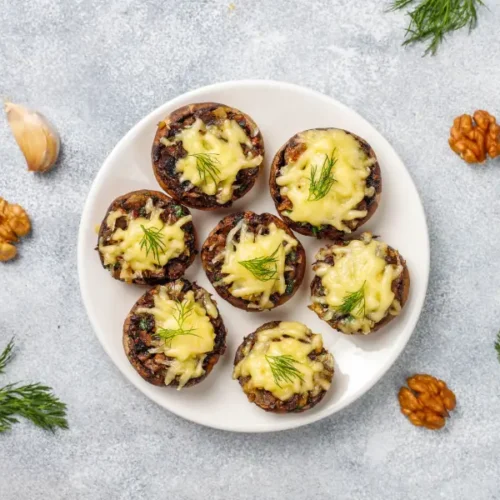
left=4, top=102, right=60, bottom=173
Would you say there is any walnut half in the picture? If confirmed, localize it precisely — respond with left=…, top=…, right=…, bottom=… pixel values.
left=398, top=374, right=456, bottom=430
left=449, top=110, right=500, bottom=164
left=0, top=197, right=31, bottom=262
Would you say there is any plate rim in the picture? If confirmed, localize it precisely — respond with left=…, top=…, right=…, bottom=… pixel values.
left=77, top=79, right=430, bottom=433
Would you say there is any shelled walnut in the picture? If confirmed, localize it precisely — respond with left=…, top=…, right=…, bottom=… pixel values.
left=398, top=374, right=456, bottom=430
left=449, top=110, right=500, bottom=164
left=0, top=197, right=31, bottom=261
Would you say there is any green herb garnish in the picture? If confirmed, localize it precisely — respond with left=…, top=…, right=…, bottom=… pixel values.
left=0, top=338, right=68, bottom=433
left=266, top=355, right=304, bottom=388
left=238, top=246, right=281, bottom=282
left=156, top=300, right=200, bottom=346
left=139, top=317, right=152, bottom=331
left=189, top=153, right=220, bottom=186
left=0, top=339, right=14, bottom=375
left=495, top=331, right=500, bottom=363
left=139, top=225, right=166, bottom=265
left=390, top=0, right=485, bottom=56
left=308, top=149, right=337, bottom=201
left=173, top=204, right=185, bottom=217
left=311, top=226, right=320, bottom=237
left=337, top=282, right=366, bottom=318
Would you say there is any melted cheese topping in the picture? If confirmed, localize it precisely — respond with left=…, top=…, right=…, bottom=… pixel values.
left=98, top=198, right=191, bottom=281
left=219, top=219, right=298, bottom=309
left=312, top=235, right=403, bottom=334
left=138, top=287, right=216, bottom=389
left=233, top=321, right=333, bottom=401
left=276, top=129, right=376, bottom=231
left=163, top=117, right=263, bottom=204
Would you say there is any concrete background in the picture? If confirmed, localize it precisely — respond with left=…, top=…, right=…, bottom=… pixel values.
left=1, top=1, right=500, bottom=498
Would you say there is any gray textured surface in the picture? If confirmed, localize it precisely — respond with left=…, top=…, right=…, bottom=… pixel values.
left=1, top=0, right=500, bottom=498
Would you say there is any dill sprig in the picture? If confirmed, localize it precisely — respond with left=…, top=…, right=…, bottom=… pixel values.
left=390, top=0, right=485, bottom=56
left=337, top=282, right=366, bottom=318
left=156, top=300, right=200, bottom=346
left=0, top=338, right=14, bottom=375
left=238, top=245, right=281, bottom=282
left=0, top=338, right=68, bottom=433
left=140, top=225, right=166, bottom=265
left=266, top=355, right=304, bottom=388
left=0, top=383, right=68, bottom=433
left=190, top=153, right=220, bottom=186
left=172, top=204, right=185, bottom=218
left=308, top=149, right=337, bottom=202
left=495, top=331, right=500, bottom=363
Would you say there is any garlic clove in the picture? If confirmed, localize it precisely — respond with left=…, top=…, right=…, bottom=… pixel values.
left=4, top=102, right=60, bottom=173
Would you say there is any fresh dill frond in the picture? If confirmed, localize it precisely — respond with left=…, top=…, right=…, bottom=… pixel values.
left=157, top=329, right=200, bottom=345
left=139, top=225, right=166, bottom=265
left=0, top=339, right=68, bottom=433
left=266, top=355, right=304, bottom=388
left=139, top=316, right=153, bottom=331
left=0, top=383, right=68, bottom=433
left=337, top=282, right=366, bottom=318
left=308, top=149, right=337, bottom=201
left=495, top=331, right=500, bottom=363
left=238, top=245, right=281, bottom=282
left=190, top=153, right=221, bottom=186
left=390, top=0, right=485, bottom=56
left=0, top=338, right=14, bottom=375
left=172, top=204, right=185, bottom=218
left=156, top=300, right=200, bottom=346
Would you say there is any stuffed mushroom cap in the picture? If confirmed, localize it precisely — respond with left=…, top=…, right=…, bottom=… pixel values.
left=201, top=212, right=306, bottom=311
left=270, top=128, right=381, bottom=239
left=123, top=279, right=227, bottom=388
left=152, top=102, right=265, bottom=210
left=233, top=321, right=334, bottom=413
left=97, top=190, right=196, bottom=285
left=309, top=233, right=410, bottom=335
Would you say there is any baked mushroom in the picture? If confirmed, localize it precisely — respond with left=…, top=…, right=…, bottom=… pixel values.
left=152, top=102, right=265, bottom=210
left=309, top=233, right=410, bottom=335
left=233, top=321, right=334, bottom=413
left=270, top=128, right=381, bottom=239
left=97, top=190, right=196, bottom=285
left=123, top=279, right=227, bottom=388
left=201, top=212, right=306, bottom=311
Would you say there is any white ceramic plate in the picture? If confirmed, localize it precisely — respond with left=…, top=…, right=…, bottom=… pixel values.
left=78, top=80, right=429, bottom=433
